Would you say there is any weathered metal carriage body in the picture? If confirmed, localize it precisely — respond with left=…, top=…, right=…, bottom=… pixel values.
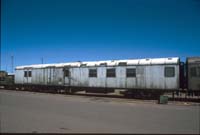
left=187, top=57, right=200, bottom=91
left=15, top=57, right=180, bottom=91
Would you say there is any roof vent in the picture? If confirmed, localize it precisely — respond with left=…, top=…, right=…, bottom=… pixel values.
left=118, top=62, right=127, bottom=66
left=80, top=64, right=87, bottom=67
left=100, top=63, right=107, bottom=66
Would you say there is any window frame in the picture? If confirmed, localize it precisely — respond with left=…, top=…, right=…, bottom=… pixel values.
left=24, top=71, right=28, bottom=77
left=126, top=68, right=136, bottom=78
left=64, top=69, right=70, bottom=77
left=89, top=69, right=97, bottom=78
left=164, top=67, right=175, bottom=77
left=190, top=67, right=200, bottom=77
left=28, top=71, right=32, bottom=77
left=106, top=68, right=116, bottom=78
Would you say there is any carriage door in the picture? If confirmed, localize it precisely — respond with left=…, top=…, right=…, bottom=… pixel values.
left=63, top=67, right=70, bottom=86
left=47, top=66, right=55, bottom=85
left=23, top=68, right=32, bottom=84
left=136, top=66, right=146, bottom=89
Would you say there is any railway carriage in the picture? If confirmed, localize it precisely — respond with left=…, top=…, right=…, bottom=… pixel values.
left=186, top=57, right=200, bottom=91
left=14, top=57, right=180, bottom=95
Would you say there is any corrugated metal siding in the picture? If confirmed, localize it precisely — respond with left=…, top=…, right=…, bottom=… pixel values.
left=116, top=67, right=126, bottom=88
left=15, top=70, right=24, bottom=84
left=15, top=64, right=179, bottom=90
left=136, top=66, right=145, bottom=89
left=97, top=67, right=106, bottom=87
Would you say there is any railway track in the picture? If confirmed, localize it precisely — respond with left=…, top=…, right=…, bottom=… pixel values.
left=1, top=88, right=200, bottom=103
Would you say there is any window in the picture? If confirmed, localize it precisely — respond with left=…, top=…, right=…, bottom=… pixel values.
left=165, top=67, right=175, bottom=77
left=28, top=71, right=32, bottom=77
left=126, top=68, right=136, bottom=77
left=190, top=67, right=197, bottom=77
left=106, top=68, right=116, bottom=77
left=24, top=71, right=28, bottom=77
left=24, top=71, right=32, bottom=77
left=0, top=77, right=5, bottom=81
left=89, top=69, right=97, bottom=77
left=118, top=62, right=127, bottom=66
left=64, top=69, right=69, bottom=77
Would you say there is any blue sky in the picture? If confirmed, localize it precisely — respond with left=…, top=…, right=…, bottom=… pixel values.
left=1, top=0, right=200, bottom=72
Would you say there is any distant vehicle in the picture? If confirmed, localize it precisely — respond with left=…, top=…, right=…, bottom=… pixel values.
left=1, top=57, right=200, bottom=98
left=0, top=71, right=14, bottom=88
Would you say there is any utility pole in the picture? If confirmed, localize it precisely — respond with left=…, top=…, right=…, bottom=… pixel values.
left=41, top=57, right=44, bottom=64
left=11, top=55, right=14, bottom=73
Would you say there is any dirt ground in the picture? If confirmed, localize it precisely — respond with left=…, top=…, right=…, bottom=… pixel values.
left=0, top=89, right=199, bottom=134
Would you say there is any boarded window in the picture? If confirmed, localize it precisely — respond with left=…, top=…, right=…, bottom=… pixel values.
left=64, top=69, right=69, bottom=77
left=89, top=69, right=97, bottom=77
left=126, top=68, right=136, bottom=77
left=28, top=71, right=32, bottom=77
left=106, top=68, right=116, bottom=77
left=190, top=67, right=197, bottom=77
left=24, top=71, right=28, bottom=77
left=165, top=67, right=175, bottom=77
left=118, top=62, right=127, bottom=66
